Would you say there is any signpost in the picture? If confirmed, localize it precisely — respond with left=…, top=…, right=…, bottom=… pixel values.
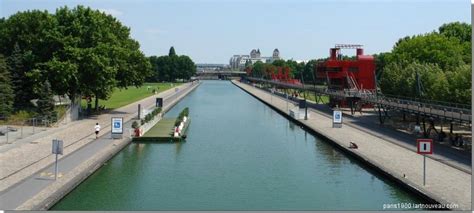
left=111, top=117, right=123, bottom=139
left=52, top=139, right=63, bottom=180
left=156, top=98, right=163, bottom=108
left=416, top=138, right=433, bottom=186
left=333, top=110, right=342, bottom=128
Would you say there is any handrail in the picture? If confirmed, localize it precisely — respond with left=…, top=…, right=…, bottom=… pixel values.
left=245, top=77, right=472, bottom=120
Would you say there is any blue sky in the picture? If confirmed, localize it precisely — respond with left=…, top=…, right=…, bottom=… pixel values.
left=1, top=0, right=470, bottom=64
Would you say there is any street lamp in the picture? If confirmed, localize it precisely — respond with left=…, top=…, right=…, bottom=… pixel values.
left=300, top=71, right=308, bottom=120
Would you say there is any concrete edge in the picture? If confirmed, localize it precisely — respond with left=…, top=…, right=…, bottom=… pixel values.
left=264, top=85, right=472, bottom=174
left=14, top=81, right=201, bottom=210
left=16, top=137, right=132, bottom=210
left=232, top=80, right=456, bottom=210
left=0, top=82, right=198, bottom=192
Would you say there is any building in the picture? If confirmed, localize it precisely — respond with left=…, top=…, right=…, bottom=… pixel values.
left=315, top=45, right=376, bottom=107
left=229, top=48, right=282, bottom=70
left=196, top=64, right=229, bottom=72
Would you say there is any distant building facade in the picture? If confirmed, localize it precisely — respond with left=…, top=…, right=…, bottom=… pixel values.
left=229, top=48, right=281, bottom=70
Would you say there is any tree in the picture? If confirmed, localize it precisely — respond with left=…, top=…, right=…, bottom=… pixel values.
left=147, top=56, right=160, bottom=82
left=148, top=47, right=196, bottom=82
left=387, top=32, right=465, bottom=71
left=177, top=55, right=196, bottom=80
left=54, top=6, right=151, bottom=110
left=379, top=22, right=472, bottom=105
left=36, top=80, right=55, bottom=119
left=0, top=6, right=151, bottom=112
left=0, top=55, right=14, bottom=118
left=439, top=22, right=471, bottom=43
left=252, top=61, right=265, bottom=78
left=169, top=46, right=176, bottom=57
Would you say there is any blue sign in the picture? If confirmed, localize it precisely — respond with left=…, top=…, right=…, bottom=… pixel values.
left=111, top=117, right=123, bottom=134
left=333, top=110, right=342, bottom=124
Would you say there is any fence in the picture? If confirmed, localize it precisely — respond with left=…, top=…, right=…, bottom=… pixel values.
left=0, top=115, right=59, bottom=145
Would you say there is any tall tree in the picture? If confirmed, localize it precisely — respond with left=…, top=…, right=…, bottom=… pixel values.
left=7, top=43, right=36, bottom=109
left=169, top=46, right=176, bottom=57
left=387, top=32, right=465, bottom=71
left=439, top=22, right=471, bottom=43
left=36, top=80, right=55, bottom=119
left=0, top=55, right=14, bottom=118
left=54, top=6, right=151, bottom=109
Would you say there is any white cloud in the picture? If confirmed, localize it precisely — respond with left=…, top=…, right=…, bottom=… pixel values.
left=98, top=8, right=123, bottom=17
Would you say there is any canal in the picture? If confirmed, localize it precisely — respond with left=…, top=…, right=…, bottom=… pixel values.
left=52, top=80, right=423, bottom=210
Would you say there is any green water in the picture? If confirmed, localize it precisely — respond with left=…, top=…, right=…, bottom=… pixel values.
left=52, top=81, right=424, bottom=210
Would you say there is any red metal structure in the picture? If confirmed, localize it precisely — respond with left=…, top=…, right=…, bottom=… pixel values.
left=270, top=66, right=301, bottom=85
left=316, top=44, right=376, bottom=107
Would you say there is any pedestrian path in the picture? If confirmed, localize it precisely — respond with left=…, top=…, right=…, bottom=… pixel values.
left=0, top=82, right=195, bottom=193
left=0, top=81, right=200, bottom=210
left=267, top=86, right=471, bottom=173
left=233, top=80, right=471, bottom=210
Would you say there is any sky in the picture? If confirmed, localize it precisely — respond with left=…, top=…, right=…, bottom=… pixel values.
left=0, top=0, right=471, bottom=64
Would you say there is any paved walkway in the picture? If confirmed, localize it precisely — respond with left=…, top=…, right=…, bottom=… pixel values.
left=0, top=82, right=200, bottom=210
left=233, top=80, right=471, bottom=210
left=263, top=86, right=472, bottom=173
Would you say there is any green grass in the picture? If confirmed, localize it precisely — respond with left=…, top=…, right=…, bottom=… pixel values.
left=142, top=118, right=176, bottom=137
left=82, top=82, right=182, bottom=110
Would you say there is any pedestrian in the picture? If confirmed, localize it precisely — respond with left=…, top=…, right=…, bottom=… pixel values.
left=94, top=123, right=101, bottom=139
left=349, top=141, right=358, bottom=149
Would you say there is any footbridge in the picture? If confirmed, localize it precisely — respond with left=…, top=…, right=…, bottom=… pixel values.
left=245, top=77, right=471, bottom=124
left=195, top=71, right=246, bottom=80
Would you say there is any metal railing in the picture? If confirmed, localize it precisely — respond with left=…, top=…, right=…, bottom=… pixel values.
left=0, top=116, right=58, bottom=145
left=246, top=77, right=472, bottom=123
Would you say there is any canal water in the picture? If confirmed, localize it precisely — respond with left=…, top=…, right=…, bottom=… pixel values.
left=52, top=80, right=423, bottom=210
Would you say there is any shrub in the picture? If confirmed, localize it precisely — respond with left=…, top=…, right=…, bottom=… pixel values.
left=174, top=107, right=189, bottom=127
left=140, top=119, right=145, bottom=125
left=132, top=121, right=139, bottom=129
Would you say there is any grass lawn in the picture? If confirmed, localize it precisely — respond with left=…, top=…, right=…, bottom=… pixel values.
left=142, top=118, right=175, bottom=137
left=83, top=82, right=182, bottom=110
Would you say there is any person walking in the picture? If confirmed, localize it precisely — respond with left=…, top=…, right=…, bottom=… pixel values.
left=94, top=123, right=101, bottom=139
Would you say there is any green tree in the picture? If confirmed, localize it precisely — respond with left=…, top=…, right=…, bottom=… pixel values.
left=177, top=55, right=196, bottom=80
left=36, top=80, right=55, bottom=119
left=439, top=22, right=471, bottom=43
left=0, top=55, right=14, bottom=118
left=445, top=65, right=471, bottom=104
left=53, top=6, right=151, bottom=110
left=0, top=6, right=151, bottom=112
left=252, top=61, right=265, bottom=78
left=169, top=46, right=176, bottom=57
left=7, top=43, right=36, bottom=110
left=387, top=32, right=465, bottom=71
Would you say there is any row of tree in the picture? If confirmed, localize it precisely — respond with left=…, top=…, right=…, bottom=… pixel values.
left=245, top=59, right=321, bottom=84
left=0, top=6, right=197, bottom=118
left=147, top=47, right=196, bottom=82
left=244, top=22, right=471, bottom=105
left=0, top=6, right=151, bottom=116
left=378, top=22, right=471, bottom=105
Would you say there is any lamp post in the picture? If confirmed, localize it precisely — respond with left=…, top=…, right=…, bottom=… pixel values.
left=300, top=71, right=308, bottom=120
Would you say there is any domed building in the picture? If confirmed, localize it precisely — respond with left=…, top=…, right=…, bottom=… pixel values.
left=229, top=48, right=282, bottom=70
left=272, top=48, right=280, bottom=59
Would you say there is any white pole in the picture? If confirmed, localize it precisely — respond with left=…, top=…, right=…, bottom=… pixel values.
left=55, top=153, right=58, bottom=180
